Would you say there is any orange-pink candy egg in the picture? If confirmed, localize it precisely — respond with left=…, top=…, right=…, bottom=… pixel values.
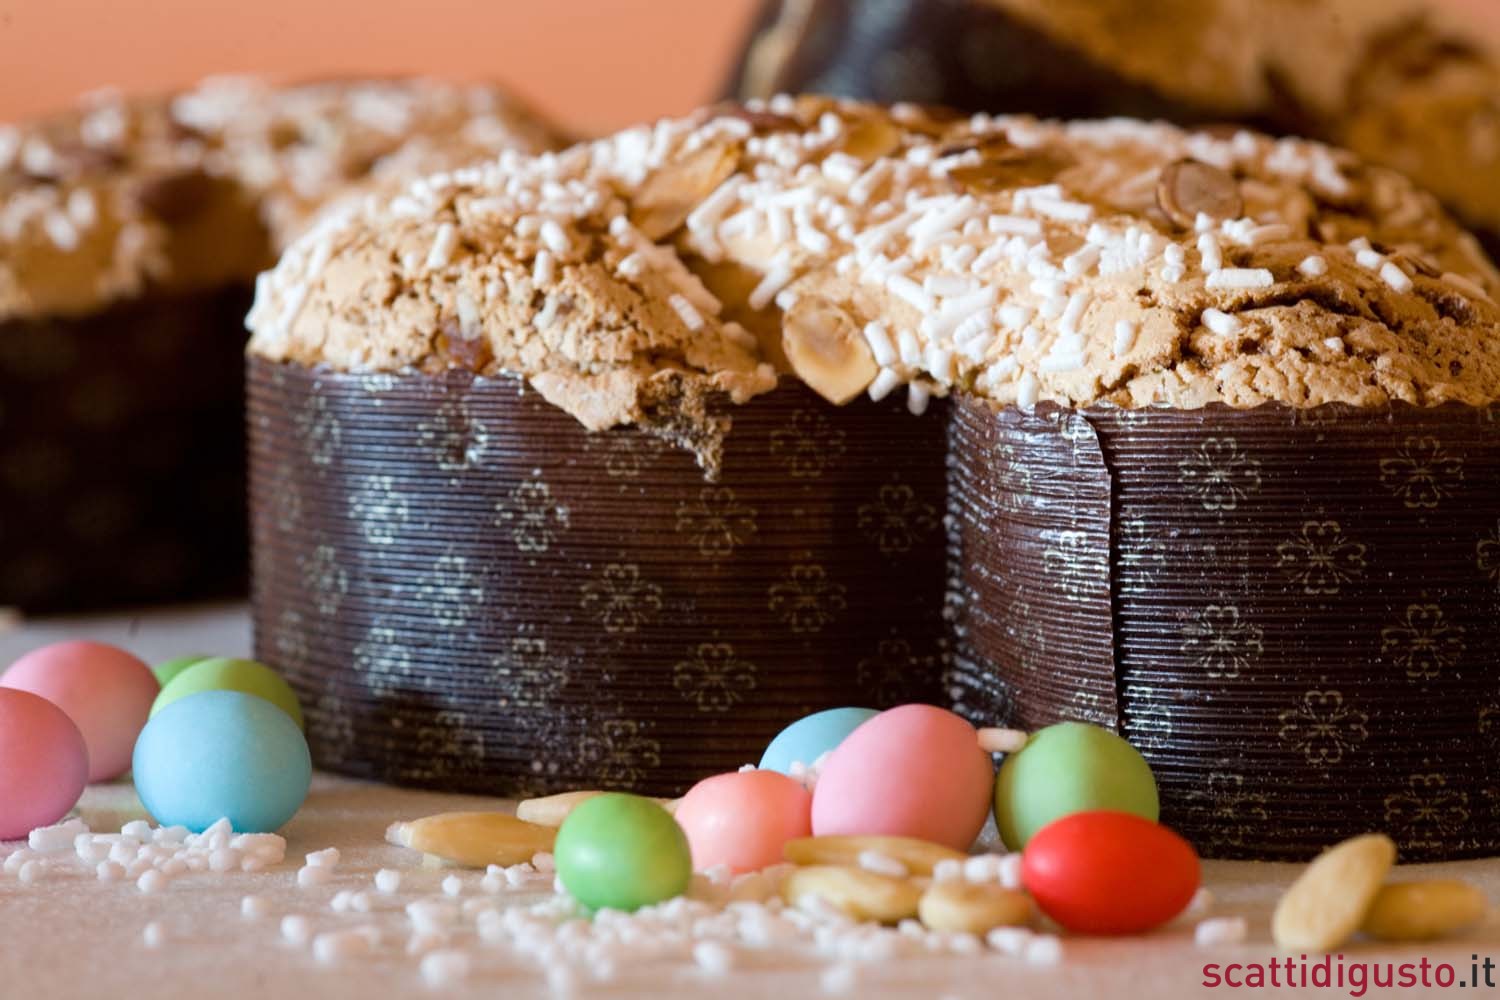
left=674, top=770, right=813, bottom=873
left=0, top=688, right=90, bottom=839
left=811, top=704, right=994, bottom=851
left=1, top=641, right=158, bottom=782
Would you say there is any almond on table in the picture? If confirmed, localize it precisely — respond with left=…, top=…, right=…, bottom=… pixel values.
left=386, top=812, right=556, bottom=869
left=1272, top=833, right=1396, bottom=951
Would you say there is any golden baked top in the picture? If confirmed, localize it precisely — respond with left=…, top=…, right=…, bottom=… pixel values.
left=247, top=97, right=1500, bottom=428
left=0, top=76, right=564, bottom=321
left=980, top=0, right=1500, bottom=241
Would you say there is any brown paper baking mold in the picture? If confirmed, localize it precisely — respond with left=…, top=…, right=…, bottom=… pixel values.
left=248, top=358, right=950, bottom=797
left=0, top=288, right=250, bottom=611
left=948, top=397, right=1500, bottom=861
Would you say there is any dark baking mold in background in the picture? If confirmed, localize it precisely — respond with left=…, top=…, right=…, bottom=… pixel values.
left=0, top=288, right=250, bottom=611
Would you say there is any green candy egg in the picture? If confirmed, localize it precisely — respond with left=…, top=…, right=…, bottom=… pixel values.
left=554, top=793, right=692, bottom=912
left=152, top=654, right=212, bottom=689
left=151, top=657, right=304, bottom=729
left=993, top=721, right=1158, bottom=850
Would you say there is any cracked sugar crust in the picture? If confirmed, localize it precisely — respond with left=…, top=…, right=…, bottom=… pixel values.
left=981, top=0, right=1500, bottom=241
left=0, top=76, right=565, bottom=321
left=247, top=96, right=1500, bottom=431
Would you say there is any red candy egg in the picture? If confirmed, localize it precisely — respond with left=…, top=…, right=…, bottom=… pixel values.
left=1022, top=810, right=1200, bottom=935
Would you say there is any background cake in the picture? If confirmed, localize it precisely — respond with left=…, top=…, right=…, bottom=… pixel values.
left=0, top=77, right=563, bottom=611
left=729, top=0, right=1500, bottom=259
left=248, top=96, right=1500, bottom=858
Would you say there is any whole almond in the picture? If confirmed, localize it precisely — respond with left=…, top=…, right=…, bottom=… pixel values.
left=517, top=790, right=674, bottom=827
left=1361, top=880, right=1486, bottom=941
left=784, top=834, right=967, bottom=876
left=1272, top=833, right=1396, bottom=950
left=919, top=880, right=1032, bottom=934
left=386, top=812, right=556, bottom=868
left=781, top=865, right=922, bottom=924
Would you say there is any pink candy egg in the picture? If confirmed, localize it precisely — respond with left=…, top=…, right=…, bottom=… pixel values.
left=1, top=641, right=158, bottom=782
left=674, top=770, right=813, bottom=873
left=0, top=688, right=90, bottom=840
left=811, top=704, right=994, bottom=850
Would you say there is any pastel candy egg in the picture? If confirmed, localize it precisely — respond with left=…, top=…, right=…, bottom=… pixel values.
left=993, top=721, right=1158, bottom=850
left=1022, top=810, right=1199, bottom=934
left=759, top=707, right=879, bottom=775
left=675, top=770, right=813, bottom=873
left=152, top=654, right=212, bottom=689
left=811, top=704, right=994, bottom=851
left=1, top=640, right=158, bottom=782
left=133, top=690, right=312, bottom=833
left=0, top=689, right=90, bottom=840
left=554, top=793, right=692, bottom=911
left=152, top=657, right=303, bottom=728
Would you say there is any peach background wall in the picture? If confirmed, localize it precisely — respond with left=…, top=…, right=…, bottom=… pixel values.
left=1, top=0, right=1497, bottom=132
left=0, top=0, right=762, bottom=132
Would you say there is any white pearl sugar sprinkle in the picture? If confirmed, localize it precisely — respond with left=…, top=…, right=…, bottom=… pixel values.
left=420, top=950, right=472, bottom=988
left=298, top=865, right=334, bottom=888
left=280, top=915, right=312, bottom=947
left=1195, top=916, right=1249, bottom=947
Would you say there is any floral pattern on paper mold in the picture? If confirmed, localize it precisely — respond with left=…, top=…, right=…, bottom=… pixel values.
left=857, top=635, right=938, bottom=708
left=675, top=486, right=758, bottom=560
left=411, top=553, right=485, bottom=630
left=769, top=408, right=847, bottom=479
left=575, top=713, right=662, bottom=788
left=1384, top=774, right=1470, bottom=853
left=768, top=562, right=848, bottom=633
left=348, top=474, right=410, bottom=546
left=1041, top=529, right=1105, bottom=603
left=416, top=397, right=490, bottom=473
left=585, top=428, right=666, bottom=479
left=858, top=478, right=939, bottom=556
left=490, top=628, right=568, bottom=710
left=580, top=563, right=663, bottom=635
left=495, top=475, right=569, bottom=554
left=300, top=543, right=347, bottom=617
left=1277, top=689, right=1369, bottom=767
left=1276, top=520, right=1367, bottom=596
left=1379, top=436, right=1464, bottom=509
left=1180, top=604, right=1264, bottom=679
left=272, top=608, right=309, bottom=670
left=1380, top=603, right=1465, bottom=681
left=404, top=711, right=486, bottom=783
left=1477, top=521, right=1500, bottom=587
left=352, top=625, right=417, bottom=699
left=1177, top=437, right=1262, bottom=512
left=294, top=392, right=342, bottom=468
left=673, top=641, right=758, bottom=713
left=1184, top=772, right=1271, bottom=851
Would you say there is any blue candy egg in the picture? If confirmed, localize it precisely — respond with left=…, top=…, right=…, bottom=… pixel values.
left=132, top=690, right=312, bottom=834
left=759, top=707, right=880, bottom=774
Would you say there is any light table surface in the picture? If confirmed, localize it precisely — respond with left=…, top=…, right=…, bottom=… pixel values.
left=1, top=604, right=1496, bottom=999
